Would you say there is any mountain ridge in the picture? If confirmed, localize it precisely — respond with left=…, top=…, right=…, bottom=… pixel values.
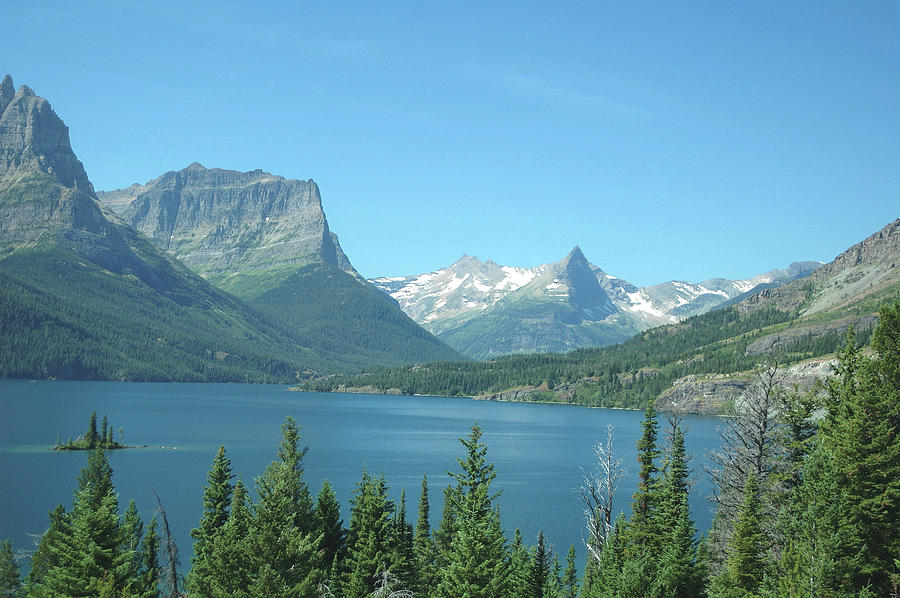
left=372, top=243, right=820, bottom=358
left=98, top=161, right=462, bottom=367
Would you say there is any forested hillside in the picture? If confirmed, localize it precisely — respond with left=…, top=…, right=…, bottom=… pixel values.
left=301, top=220, right=900, bottom=411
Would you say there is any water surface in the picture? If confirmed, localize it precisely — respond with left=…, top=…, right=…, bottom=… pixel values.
left=0, top=380, right=724, bottom=568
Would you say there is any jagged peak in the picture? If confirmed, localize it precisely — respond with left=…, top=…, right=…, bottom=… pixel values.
left=15, top=84, right=35, bottom=98
left=559, top=245, right=591, bottom=270
left=452, top=254, right=484, bottom=268
left=0, top=75, right=13, bottom=114
left=185, top=161, right=207, bottom=171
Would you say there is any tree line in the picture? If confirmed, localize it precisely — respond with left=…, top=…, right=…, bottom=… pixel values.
left=303, top=305, right=874, bottom=409
left=2, top=303, right=898, bottom=596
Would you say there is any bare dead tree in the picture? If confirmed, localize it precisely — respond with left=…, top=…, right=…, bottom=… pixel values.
left=705, top=357, right=787, bottom=571
left=580, top=425, right=624, bottom=566
left=370, top=570, right=416, bottom=597
left=151, top=487, right=184, bottom=598
left=706, top=357, right=785, bottom=516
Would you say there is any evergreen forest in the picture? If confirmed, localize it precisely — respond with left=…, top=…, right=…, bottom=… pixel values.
left=302, top=304, right=876, bottom=409
left=2, top=303, right=898, bottom=597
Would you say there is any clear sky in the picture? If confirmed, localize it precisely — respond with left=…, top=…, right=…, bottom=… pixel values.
left=4, top=1, right=898, bottom=285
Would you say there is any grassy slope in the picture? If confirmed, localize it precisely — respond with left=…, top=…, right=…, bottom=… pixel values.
left=220, top=262, right=463, bottom=370
left=0, top=243, right=325, bottom=381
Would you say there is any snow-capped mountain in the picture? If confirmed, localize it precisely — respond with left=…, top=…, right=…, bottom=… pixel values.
left=371, top=250, right=821, bottom=359
left=371, top=255, right=549, bottom=336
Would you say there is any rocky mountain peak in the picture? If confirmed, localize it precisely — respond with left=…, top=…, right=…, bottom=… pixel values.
left=0, top=77, right=111, bottom=247
left=100, top=164, right=360, bottom=281
left=0, top=75, right=14, bottom=114
left=0, top=75, right=93, bottom=192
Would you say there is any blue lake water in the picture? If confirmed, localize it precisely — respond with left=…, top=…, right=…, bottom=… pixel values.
left=0, top=380, right=724, bottom=570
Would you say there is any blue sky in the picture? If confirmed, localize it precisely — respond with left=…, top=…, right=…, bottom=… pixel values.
left=4, top=1, right=898, bottom=285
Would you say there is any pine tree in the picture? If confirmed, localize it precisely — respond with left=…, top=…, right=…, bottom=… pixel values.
left=100, top=415, right=109, bottom=449
left=24, top=504, right=66, bottom=592
left=342, top=471, right=395, bottom=598
left=529, top=532, right=550, bottom=598
left=711, top=472, right=765, bottom=597
left=187, top=445, right=234, bottom=595
left=391, top=488, right=416, bottom=591
left=137, top=515, right=160, bottom=598
left=41, top=447, right=134, bottom=596
left=86, top=411, right=99, bottom=449
left=433, top=424, right=509, bottom=598
left=561, top=545, right=577, bottom=598
left=314, top=480, right=345, bottom=580
left=204, top=479, right=253, bottom=597
left=0, top=539, right=21, bottom=598
left=413, top=475, right=437, bottom=595
left=246, top=418, right=322, bottom=596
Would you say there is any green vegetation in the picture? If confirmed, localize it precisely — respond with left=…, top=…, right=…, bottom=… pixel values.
left=0, top=244, right=324, bottom=382
left=54, top=411, right=126, bottom=451
left=0, top=246, right=460, bottom=382
left=302, top=303, right=877, bottom=409
left=3, top=307, right=897, bottom=596
left=240, top=262, right=462, bottom=370
left=5, top=303, right=897, bottom=596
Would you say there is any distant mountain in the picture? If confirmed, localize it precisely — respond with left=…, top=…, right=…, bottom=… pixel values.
left=100, top=164, right=460, bottom=367
left=98, top=165, right=358, bottom=285
left=432, top=247, right=647, bottom=358
left=0, top=75, right=321, bottom=381
left=306, top=218, right=900, bottom=414
left=372, top=242, right=819, bottom=358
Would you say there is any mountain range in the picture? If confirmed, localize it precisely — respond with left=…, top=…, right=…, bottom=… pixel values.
left=305, top=218, right=900, bottom=413
left=372, top=248, right=820, bottom=359
left=2, top=72, right=896, bottom=393
left=0, top=75, right=458, bottom=380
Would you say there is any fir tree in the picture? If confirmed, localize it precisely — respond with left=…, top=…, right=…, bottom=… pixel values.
left=823, top=308, right=900, bottom=592
left=187, top=445, right=234, bottom=595
left=246, top=418, right=321, bottom=596
left=137, top=515, right=160, bottom=598
left=100, top=415, right=109, bottom=449
left=711, top=472, right=765, bottom=597
left=433, top=424, right=509, bottom=598
left=391, top=488, right=416, bottom=591
left=561, top=545, right=577, bottom=598
left=0, top=539, right=21, bottom=598
left=86, top=411, right=99, bottom=449
left=342, top=471, right=395, bottom=598
left=41, top=447, right=134, bottom=596
left=314, top=480, right=346, bottom=580
left=204, top=479, right=253, bottom=598
left=413, top=475, right=437, bottom=595
left=121, top=499, right=144, bottom=582
left=507, top=529, right=532, bottom=598
left=631, top=405, right=661, bottom=543
left=651, top=427, right=705, bottom=597
left=529, top=532, right=550, bottom=598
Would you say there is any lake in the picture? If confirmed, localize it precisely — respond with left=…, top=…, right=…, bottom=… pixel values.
left=0, top=380, right=725, bottom=571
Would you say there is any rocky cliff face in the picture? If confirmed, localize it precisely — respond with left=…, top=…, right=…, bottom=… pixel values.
left=0, top=75, right=113, bottom=247
left=99, top=164, right=359, bottom=282
left=741, top=219, right=900, bottom=316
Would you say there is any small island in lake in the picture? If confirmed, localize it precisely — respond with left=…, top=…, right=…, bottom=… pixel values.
left=54, top=411, right=130, bottom=451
